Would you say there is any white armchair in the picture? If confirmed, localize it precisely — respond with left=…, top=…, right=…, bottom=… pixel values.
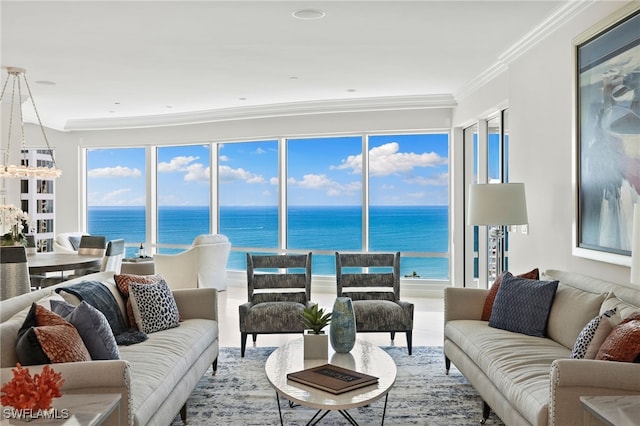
left=153, top=234, right=231, bottom=291
left=53, top=232, right=87, bottom=253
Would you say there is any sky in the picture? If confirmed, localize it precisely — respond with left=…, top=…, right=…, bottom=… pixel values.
left=87, top=133, right=450, bottom=207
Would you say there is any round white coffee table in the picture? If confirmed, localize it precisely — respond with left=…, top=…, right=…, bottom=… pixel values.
left=265, top=338, right=396, bottom=425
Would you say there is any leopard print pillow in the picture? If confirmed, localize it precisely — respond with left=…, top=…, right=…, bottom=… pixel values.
left=128, top=279, right=180, bottom=334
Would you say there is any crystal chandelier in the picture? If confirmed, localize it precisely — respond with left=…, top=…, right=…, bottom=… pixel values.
left=0, top=67, right=62, bottom=179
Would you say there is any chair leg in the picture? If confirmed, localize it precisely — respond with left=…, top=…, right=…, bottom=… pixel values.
left=406, top=331, right=412, bottom=355
left=445, top=356, right=451, bottom=375
left=180, top=403, right=187, bottom=424
left=241, top=333, right=248, bottom=357
left=212, top=357, right=218, bottom=375
left=390, top=331, right=396, bottom=341
left=252, top=333, right=257, bottom=343
left=481, top=401, right=491, bottom=424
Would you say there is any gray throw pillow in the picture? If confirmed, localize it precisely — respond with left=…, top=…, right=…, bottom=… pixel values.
left=51, top=300, right=120, bottom=360
left=488, top=272, right=559, bottom=337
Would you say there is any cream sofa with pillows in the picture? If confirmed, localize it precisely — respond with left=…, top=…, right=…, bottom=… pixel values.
left=0, top=271, right=219, bottom=426
left=444, top=269, right=640, bottom=426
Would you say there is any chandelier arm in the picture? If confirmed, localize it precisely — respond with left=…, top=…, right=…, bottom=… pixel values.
left=5, top=74, right=17, bottom=167
left=22, top=71, right=57, bottom=168
left=0, top=73, right=10, bottom=102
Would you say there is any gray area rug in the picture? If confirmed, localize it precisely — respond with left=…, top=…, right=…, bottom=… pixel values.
left=170, top=346, right=505, bottom=425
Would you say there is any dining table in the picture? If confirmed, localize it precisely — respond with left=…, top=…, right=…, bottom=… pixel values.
left=27, top=252, right=103, bottom=276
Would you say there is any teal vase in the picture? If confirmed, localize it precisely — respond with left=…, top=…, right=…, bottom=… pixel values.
left=330, top=297, right=356, bottom=353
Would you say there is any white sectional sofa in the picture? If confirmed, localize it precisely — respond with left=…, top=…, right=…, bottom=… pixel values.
left=0, top=271, right=219, bottom=426
left=444, top=269, right=640, bottom=426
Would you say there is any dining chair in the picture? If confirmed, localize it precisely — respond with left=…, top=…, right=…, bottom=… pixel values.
left=100, top=239, right=125, bottom=273
left=335, top=251, right=414, bottom=355
left=24, top=235, right=46, bottom=290
left=239, top=252, right=314, bottom=357
left=67, top=235, right=107, bottom=278
left=0, top=246, right=32, bottom=300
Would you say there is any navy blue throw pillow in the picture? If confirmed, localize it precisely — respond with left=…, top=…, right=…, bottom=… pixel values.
left=489, top=272, right=559, bottom=337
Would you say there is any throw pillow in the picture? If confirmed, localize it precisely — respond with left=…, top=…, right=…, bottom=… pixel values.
left=570, top=308, right=617, bottom=359
left=16, top=303, right=91, bottom=365
left=595, top=311, right=640, bottom=362
left=481, top=268, right=539, bottom=321
left=585, top=308, right=623, bottom=359
left=128, top=279, right=180, bottom=334
left=51, top=300, right=120, bottom=360
left=114, top=273, right=164, bottom=329
left=488, top=272, right=559, bottom=337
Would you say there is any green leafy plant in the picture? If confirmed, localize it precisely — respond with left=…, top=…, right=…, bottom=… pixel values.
left=301, top=304, right=332, bottom=334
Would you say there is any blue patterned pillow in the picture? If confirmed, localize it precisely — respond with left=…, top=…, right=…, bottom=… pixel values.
left=489, top=272, right=559, bottom=337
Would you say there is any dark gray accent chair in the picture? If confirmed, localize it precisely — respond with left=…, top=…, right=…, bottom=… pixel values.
left=239, top=252, right=313, bottom=357
left=335, top=251, right=414, bottom=355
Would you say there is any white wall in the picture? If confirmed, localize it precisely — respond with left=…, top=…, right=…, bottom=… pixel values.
left=453, top=1, right=634, bottom=285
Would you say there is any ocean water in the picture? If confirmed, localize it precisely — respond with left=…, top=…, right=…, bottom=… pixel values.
left=88, top=205, right=449, bottom=278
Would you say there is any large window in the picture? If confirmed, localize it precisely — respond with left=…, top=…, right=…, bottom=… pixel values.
left=156, top=145, right=211, bottom=253
left=287, top=136, right=363, bottom=274
left=86, top=148, right=146, bottom=258
left=85, top=131, right=450, bottom=280
left=218, top=140, right=279, bottom=270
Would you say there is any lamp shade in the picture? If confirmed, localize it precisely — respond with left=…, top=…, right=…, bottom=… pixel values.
left=632, top=203, right=640, bottom=285
left=467, top=183, right=528, bottom=226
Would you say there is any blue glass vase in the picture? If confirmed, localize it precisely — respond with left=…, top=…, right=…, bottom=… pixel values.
left=330, top=297, right=356, bottom=353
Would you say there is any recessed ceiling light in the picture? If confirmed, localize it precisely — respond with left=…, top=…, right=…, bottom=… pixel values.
left=347, top=89, right=357, bottom=92
left=290, top=76, right=299, bottom=80
left=292, top=9, right=325, bottom=20
left=239, top=97, right=247, bottom=101
left=35, top=80, right=56, bottom=86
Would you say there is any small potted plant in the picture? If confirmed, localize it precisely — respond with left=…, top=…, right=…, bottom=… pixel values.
left=302, top=304, right=332, bottom=359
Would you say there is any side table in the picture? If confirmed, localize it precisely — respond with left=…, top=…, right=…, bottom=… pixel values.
left=580, top=395, right=640, bottom=426
left=121, top=257, right=155, bottom=275
left=0, top=393, right=121, bottom=425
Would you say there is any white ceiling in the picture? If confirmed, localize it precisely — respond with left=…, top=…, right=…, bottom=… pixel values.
left=1, top=1, right=578, bottom=131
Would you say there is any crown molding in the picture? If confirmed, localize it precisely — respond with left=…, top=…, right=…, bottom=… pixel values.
left=63, top=94, right=456, bottom=131
left=455, top=0, right=596, bottom=101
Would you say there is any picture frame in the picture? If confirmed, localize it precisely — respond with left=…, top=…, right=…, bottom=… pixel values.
left=573, top=4, right=640, bottom=266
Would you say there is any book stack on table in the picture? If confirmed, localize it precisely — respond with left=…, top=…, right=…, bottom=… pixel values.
left=287, top=364, right=378, bottom=394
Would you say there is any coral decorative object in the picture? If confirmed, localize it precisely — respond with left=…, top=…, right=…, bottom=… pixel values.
left=330, top=297, right=356, bottom=353
left=0, top=364, right=64, bottom=410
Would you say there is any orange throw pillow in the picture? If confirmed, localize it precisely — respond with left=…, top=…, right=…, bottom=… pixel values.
left=481, top=268, right=539, bottom=321
left=595, top=311, right=640, bottom=362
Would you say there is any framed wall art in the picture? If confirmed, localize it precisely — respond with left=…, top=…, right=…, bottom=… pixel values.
left=574, top=4, right=640, bottom=266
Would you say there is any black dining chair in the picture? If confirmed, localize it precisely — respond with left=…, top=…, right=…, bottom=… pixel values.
left=0, top=246, right=32, bottom=300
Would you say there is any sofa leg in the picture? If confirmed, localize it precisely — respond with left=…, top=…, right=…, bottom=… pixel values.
left=445, top=356, right=450, bottom=375
left=480, top=401, right=491, bottom=424
left=390, top=331, right=396, bottom=341
left=406, top=331, right=412, bottom=355
left=212, top=357, right=218, bottom=375
left=252, top=333, right=257, bottom=343
left=180, top=403, right=187, bottom=424
left=241, top=333, right=247, bottom=357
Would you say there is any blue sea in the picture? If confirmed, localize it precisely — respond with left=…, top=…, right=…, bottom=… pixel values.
left=88, top=205, right=449, bottom=279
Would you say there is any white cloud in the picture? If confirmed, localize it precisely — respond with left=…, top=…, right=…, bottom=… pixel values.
left=288, top=173, right=360, bottom=197
left=404, top=172, right=449, bottom=186
left=219, top=165, right=266, bottom=184
left=88, top=166, right=142, bottom=178
left=219, top=155, right=229, bottom=162
left=255, top=147, right=266, bottom=154
left=158, top=156, right=199, bottom=173
left=184, top=164, right=210, bottom=182
left=332, top=142, right=447, bottom=177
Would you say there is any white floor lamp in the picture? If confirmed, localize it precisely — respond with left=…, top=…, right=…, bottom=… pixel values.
left=467, top=183, right=529, bottom=278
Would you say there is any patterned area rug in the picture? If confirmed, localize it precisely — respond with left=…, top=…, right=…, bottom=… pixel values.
left=170, top=346, right=505, bottom=425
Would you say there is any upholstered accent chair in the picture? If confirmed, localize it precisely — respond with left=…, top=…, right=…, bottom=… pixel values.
left=154, top=234, right=231, bottom=290
left=53, top=232, right=88, bottom=253
left=239, top=252, right=313, bottom=357
left=0, top=246, right=31, bottom=300
left=335, top=251, right=414, bottom=355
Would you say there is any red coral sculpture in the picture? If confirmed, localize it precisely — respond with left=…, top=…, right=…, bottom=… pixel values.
left=0, top=364, right=64, bottom=410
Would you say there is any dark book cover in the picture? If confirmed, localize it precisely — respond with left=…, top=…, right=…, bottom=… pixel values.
left=287, top=364, right=378, bottom=394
